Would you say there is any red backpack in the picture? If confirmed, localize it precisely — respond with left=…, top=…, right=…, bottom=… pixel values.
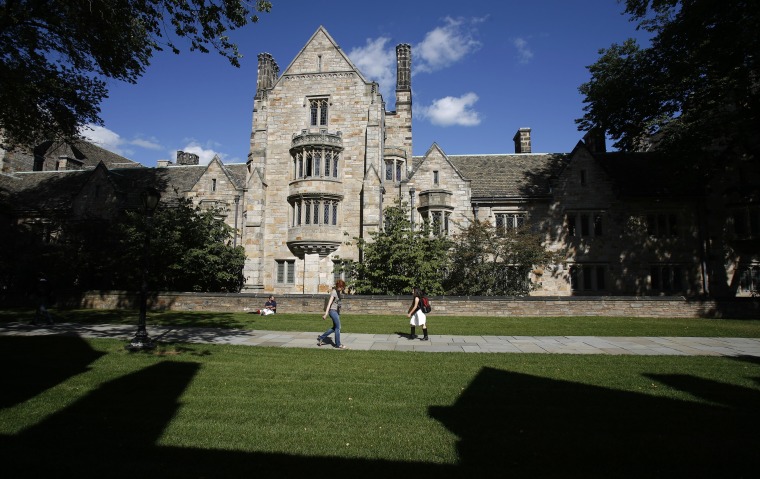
left=420, top=296, right=432, bottom=313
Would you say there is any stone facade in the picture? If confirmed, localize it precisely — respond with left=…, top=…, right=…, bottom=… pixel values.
left=1, top=26, right=758, bottom=299
left=55, top=291, right=760, bottom=319
left=243, top=27, right=413, bottom=295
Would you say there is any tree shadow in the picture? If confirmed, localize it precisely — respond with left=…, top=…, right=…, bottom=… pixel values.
left=0, top=336, right=105, bottom=408
left=429, top=366, right=759, bottom=476
left=3, top=338, right=758, bottom=477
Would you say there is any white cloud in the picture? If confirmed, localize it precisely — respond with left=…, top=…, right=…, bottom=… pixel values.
left=514, top=37, right=534, bottom=64
left=173, top=141, right=226, bottom=165
left=345, top=17, right=483, bottom=101
left=79, top=124, right=163, bottom=157
left=418, top=92, right=481, bottom=127
left=79, top=124, right=123, bottom=153
left=130, top=137, right=163, bottom=150
left=347, top=37, right=396, bottom=101
left=415, top=17, right=482, bottom=73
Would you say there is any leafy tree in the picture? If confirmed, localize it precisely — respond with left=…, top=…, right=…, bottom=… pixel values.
left=351, top=202, right=451, bottom=295
left=577, top=0, right=760, bottom=162
left=119, top=198, right=246, bottom=292
left=0, top=0, right=272, bottom=147
left=0, top=198, right=245, bottom=300
left=444, top=220, right=552, bottom=296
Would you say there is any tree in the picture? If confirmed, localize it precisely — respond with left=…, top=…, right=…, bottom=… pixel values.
left=0, top=198, right=245, bottom=299
left=577, top=0, right=760, bottom=162
left=0, top=0, right=272, bottom=147
left=444, top=220, right=552, bottom=296
left=351, top=202, right=451, bottom=296
left=120, top=199, right=246, bottom=292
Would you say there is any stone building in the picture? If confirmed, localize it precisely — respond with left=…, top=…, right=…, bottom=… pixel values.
left=1, top=26, right=758, bottom=297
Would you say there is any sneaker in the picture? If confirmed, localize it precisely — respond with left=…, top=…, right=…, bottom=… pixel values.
left=317, top=337, right=323, bottom=346
left=421, top=336, right=429, bottom=341
left=407, top=335, right=417, bottom=340
left=336, top=345, right=348, bottom=349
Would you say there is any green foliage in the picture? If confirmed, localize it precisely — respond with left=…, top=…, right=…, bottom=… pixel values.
left=445, top=220, right=553, bottom=296
left=0, top=0, right=272, bottom=146
left=120, top=198, right=246, bottom=292
left=351, top=202, right=451, bottom=295
left=577, top=0, right=760, bottom=160
left=0, top=199, right=244, bottom=296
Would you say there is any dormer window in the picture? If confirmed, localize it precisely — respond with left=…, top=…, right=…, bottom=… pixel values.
left=433, top=170, right=439, bottom=185
left=212, top=178, right=217, bottom=192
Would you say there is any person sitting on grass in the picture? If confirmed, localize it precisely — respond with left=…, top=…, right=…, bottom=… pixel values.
left=256, top=295, right=277, bottom=316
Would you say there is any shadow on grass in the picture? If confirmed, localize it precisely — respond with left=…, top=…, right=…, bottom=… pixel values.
left=2, top=336, right=758, bottom=477
left=0, top=336, right=105, bottom=408
left=429, top=365, right=760, bottom=476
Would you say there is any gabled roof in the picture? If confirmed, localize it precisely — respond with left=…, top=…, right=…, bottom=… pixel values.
left=413, top=152, right=568, bottom=199
left=2, top=170, right=92, bottom=215
left=34, top=139, right=140, bottom=169
left=222, top=163, right=248, bottom=189
left=277, top=26, right=370, bottom=86
left=197, top=156, right=247, bottom=191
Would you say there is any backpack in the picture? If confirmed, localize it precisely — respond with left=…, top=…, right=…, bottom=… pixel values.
left=420, top=296, right=432, bottom=314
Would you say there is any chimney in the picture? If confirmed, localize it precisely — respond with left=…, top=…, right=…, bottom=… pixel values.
left=513, top=128, right=532, bottom=154
left=583, top=128, right=607, bottom=154
left=395, top=43, right=411, bottom=91
left=176, top=150, right=199, bottom=165
left=57, top=155, right=69, bottom=171
left=256, top=53, right=279, bottom=99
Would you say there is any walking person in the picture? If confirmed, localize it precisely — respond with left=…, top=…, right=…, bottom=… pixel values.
left=407, top=286, right=428, bottom=340
left=318, top=279, right=347, bottom=349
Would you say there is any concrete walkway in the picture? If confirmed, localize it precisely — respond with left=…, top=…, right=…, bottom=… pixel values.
left=2, top=322, right=760, bottom=356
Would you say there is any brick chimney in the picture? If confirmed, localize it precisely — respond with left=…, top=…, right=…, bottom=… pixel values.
left=583, top=128, right=607, bottom=153
left=176, top=150, right=199, bottom=165
left=513, top=128, right=531, bottom=154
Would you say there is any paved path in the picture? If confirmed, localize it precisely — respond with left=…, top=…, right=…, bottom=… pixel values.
left=1, top=322, right=759, bottom=356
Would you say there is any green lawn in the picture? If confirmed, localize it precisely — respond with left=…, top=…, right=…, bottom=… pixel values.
left=1, top=334, right=758, bottom=477
left=3, top=307, right=760, bottom=337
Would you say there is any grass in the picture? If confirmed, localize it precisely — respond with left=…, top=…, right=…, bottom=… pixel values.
left=2, top=307, right=760, bottom=337
left=1, top=334, right=759, bottom=477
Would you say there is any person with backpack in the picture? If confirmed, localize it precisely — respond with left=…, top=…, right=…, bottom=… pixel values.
left=407, top=286, right=429, bottom=341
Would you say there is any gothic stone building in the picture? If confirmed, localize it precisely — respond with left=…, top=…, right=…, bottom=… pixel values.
left=1, top=26, right=758, bottom=297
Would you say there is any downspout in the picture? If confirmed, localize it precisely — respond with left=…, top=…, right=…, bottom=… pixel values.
left=696, top=198, right=710, bottom=297
left=233, top=194, right=240, bottom=247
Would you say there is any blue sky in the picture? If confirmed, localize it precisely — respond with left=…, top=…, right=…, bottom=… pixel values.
left=81, top=0, right=652, bottom=166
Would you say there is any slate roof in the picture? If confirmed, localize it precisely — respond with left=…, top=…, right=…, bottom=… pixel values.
left=413, top=153, right=569, bottom=199
left=591, top=151, right=706, bottom=197
left=223, top=163, right=248, bottom=188
left=0, top=170, right=91, bottom=215
left=0, top=156, right=253, bottom=216
left=34, top=139, right=141, bottom=169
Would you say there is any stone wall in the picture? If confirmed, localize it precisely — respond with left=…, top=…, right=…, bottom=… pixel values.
left=59, top=291, right=760, bottom=319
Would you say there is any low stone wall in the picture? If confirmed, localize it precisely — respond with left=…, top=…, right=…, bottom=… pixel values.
left=57, top=291, right=760, bottom=319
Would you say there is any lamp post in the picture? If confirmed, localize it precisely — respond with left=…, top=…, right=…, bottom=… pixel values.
left=127, top=187, right=161, bottom=351
left=233, top=195, right=240, bottom=247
